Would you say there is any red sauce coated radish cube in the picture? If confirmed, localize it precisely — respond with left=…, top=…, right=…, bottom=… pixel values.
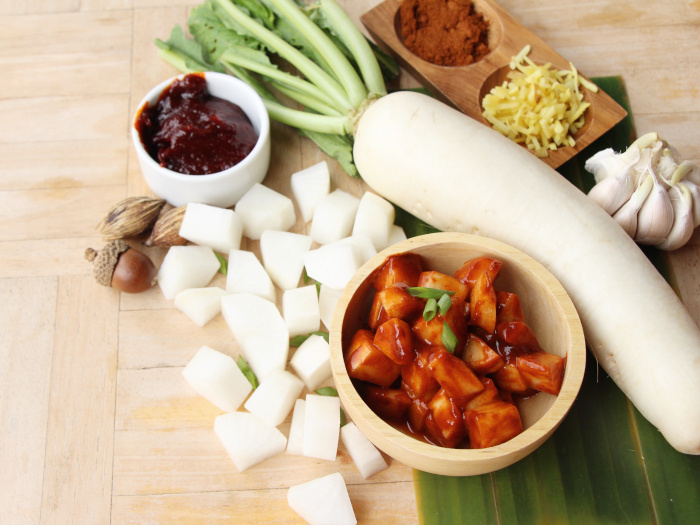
left=373, top=253, right=423, bottom=291
left=377, top=286, right=425, bottom=322
left=427, top=348, right=484, bottom=406
left=516, top=351, right=566, bottom=395
left=469, top=270, right=497, bottom=333
left=496, top=291, right=525, bottom=324
left=465, top=401, right=523, bottom=449
left=427, top=388, right=466, bottom=446
left=417, top=270, right=468, bottom=303
left=374, top=318, right=415, bottom=365
left=362, top=386, right=412, bottom=421
left=460, top=332, right=505, bottom=374
left=346, top=334, right=401, bottom=388
left=453, top=256, right=502, bottom=296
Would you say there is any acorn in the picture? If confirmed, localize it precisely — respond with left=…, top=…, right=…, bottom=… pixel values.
left=143, top=205, right=188, bottom=247
left=85, top=240, right=158, bottom=293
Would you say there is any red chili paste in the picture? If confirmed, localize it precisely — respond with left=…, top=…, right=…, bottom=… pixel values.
left=136, top=73, right=258, bottom=175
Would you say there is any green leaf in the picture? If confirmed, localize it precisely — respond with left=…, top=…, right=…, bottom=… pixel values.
left=297, top=128, right=358, bottom=178
left=236, top=356, right=258, bottom=389
left=423, top=297, right=437, bottom=322
left=440, top=322, right=457, bottom=353
left=314, top=386, right=338, bottom=397
left=290, top=331, right=329, bottom=347
left=155, top=24, right=220, bottom=73
left=215, top=252, right=228, bottom=275
left=407, top=287, right=455, bottom=300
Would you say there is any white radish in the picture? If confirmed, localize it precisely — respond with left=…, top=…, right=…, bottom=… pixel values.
left=309, top=189, right=360, bottom=245
left=283, top=284, right=321, bottom=338
left=214, top=411, right=287, bottom=472
left=387, top=224, right=407, bottom=246
left=244, top=369, right=304, bottom=427
left=318, top=285, right=343, bottom=330
left=334, top=234, right=377, bottom=265
left=291, top=160, right=331, bottom=222
left=157, top=245, right=220, bottom=300
left=221, top=293, right=289, bottom=381
left=353, top=90, right=700, bottom=455
left=340, top=422, right=388, bottom=479
left=179, top=202, right=243, bottom=253
left=226, top=249, right=276, bottom=302
left=174, top=286, right=228, bottom=327
left=290, top=334, right=332, bottom=391
left=286, top=398, right=306, bottom=456
left=303, top=394, right=340, bottom=461
left=304, top=239, right=362, bottom=289
left=287, top=472, right=356, bottom=525
left=182, top=345, right=252, bottom=413
left=260, top=229, right=313, bottom=290
left=352, top=191, right=395, bottom=250
left=234, top=183, right=296, bottom=240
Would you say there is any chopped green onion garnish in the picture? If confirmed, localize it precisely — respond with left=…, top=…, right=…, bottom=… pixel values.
left=237, top=356, right=259, bottom=389
left=215, top=252, right=228, bottom=275
left=407, top=287, right=455, bottom=300
left=423, top=297, right=437, bottom=322
left=441, top=322, right=458, bottom=354
left=290, top=331, right=329, bottom=347
left=437, top=293, right=452, bottom=315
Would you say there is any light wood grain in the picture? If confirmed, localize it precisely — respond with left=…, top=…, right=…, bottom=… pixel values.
left=0, top=0, right=698, bottom=523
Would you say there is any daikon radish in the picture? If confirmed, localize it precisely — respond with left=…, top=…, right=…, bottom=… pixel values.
left=353, top=90, right=700, bottom=455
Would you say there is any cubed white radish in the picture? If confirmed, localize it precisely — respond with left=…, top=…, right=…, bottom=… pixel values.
left=260, top=230, right=313, bottom=290
left=286, top=398, right=306, bottom=456
left=287, top=472, right=357, bottom=525
left=387, top=224, right=407, bottom=246
left=352, top=192, right=395, bottom=251
left=335, top=234, right=377, bottom=265
left=283, top=285, right=321, bottom=338
left=303, top=394, right=340, bottom=461
left=174, top=286, right=229, bottom=327
left=214, top=411, right=287, bottom=472
left=226, top=249, right=275, bottom=302
left=340, top=422, right=389, bottom=479
left=234, top=183, right=296, bottom=240
left=304, top=241, right=362, bottom=290
left=157, top=245, right=220, bottom=300
left=221, top=293, right=289, bottom=381
left=318, top=285, right=344, bottom=330
left=182, top=345, right=252, bottom=412
left=244, top=369, right=305, bottom=427
left=179, top=202, right=243, bottom=253
left=290, top=335, right=331, bottom=391
left=291, top=161, right=331, bottom=222
left=309, top=189, right=360, bottom=245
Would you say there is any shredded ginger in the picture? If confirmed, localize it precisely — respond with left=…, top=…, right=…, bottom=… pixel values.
left=481, top=45, right=598, bottom=157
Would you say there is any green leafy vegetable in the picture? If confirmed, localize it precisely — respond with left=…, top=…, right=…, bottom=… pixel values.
left=237, top=356, right=258, bottom=389
left=290, top=331, right=329, bottom=346
left=314, top=386, right=338, bottom=396
left=441, top=322, right=458, bottom=354
left=215, top=252, right=228, bottom=275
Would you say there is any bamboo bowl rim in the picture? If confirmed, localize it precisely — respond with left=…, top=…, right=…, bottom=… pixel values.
left=329, top=232, right=586, bottom=476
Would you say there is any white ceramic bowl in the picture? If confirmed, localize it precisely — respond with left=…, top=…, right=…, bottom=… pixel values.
left=132, top=72, right=271, bottom=208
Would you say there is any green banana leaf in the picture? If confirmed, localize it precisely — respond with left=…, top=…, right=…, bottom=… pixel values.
left=394, top=77, right=700, bottom=525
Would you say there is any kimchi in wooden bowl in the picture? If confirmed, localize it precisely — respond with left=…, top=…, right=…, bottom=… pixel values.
left=329, top=232, right=585, bottom=476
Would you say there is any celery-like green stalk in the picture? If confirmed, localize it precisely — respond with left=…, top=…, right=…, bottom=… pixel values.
left=264, top=100, right=352, bottom=135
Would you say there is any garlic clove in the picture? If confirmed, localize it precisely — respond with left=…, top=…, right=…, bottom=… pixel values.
left=634, top=165, right=674, bottom=245
left=587, top=166, right=635, bottom=215
left=655, top=184, right=695, bottom=251
left=678, top=180, right=700, bottom=228
left=612, top=174, right=653, bottom=238
left=585, top=146, right=641, bottom=184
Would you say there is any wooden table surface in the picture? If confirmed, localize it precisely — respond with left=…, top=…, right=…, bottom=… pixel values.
left=1, top=1, right=699, bottom=523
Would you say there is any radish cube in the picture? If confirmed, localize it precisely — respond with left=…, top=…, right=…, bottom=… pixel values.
left=319, top=285, right=343, bottom=330
left=179, top=202, right=243, bottom=253
left=291, top=161, right=331, bottom=222
left=283, top=285, right=321, bottom=338
left=182, top=346, right=252, bottom=412
left=244, top=369, right=304, bottom=427
left=288, top=472, right=356, bottom=525
left=303, top=394, right=340, bottom=461
left=174, top=286, right=228, bottom=327
left=286, top=398, right=306, bottom=456
left=290, top=335, right=331, bottom=391
left=226, top=249, right=275, bottom=302
left=340, top=422, right=388, bottom=479
left=260, top=230, right=313, bottom=290
left=304, top=241, right=362, bottom=290
left=309, top=189, right=360, bottom=245
left=235, top=183, right=296, bottom=240
left=388, top=224, right=407, bottom=246
left=214, top=411, right=287, bottom=472
left=221, top=293, right=289, bottom=381
left=157, top=245, right=220, bottom=300
left=335, top=234, right=377, bottom=265
left=352, top=192, right=395, bottom=251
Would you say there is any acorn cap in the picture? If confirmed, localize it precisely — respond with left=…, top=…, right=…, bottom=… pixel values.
left=85, top=239, right=131, bottom=287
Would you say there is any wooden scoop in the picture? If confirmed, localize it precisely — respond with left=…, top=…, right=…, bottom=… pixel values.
left=361, top=0, right=628, bottom=168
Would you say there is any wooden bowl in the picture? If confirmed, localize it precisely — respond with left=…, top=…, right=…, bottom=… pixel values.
left=329, top=232, right=586, bottom=476
left=360, top=0, right=627, bottom=169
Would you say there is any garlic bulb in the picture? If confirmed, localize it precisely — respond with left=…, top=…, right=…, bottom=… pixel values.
left=584, top=132, right=699, bottom=251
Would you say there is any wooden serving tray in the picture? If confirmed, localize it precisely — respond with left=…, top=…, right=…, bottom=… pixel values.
left=361, top=0, right=628, bottom=168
